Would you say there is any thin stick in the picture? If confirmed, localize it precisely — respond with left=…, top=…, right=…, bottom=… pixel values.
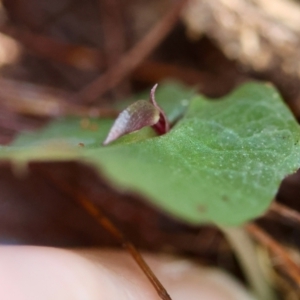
left=0, top=25, right=104, bottom=71
left=36, top=167, right=172, bottom=300
left=78, top=196, right=171, bottom=300
left=0, top=78, right=118, bottom=118
left=246, top=223, right=300, bottom=287
left=269, top=201, right=300, bottom=224
left=77, top=0, right=189, bottom=103
left=98, top=0, right=126, bottom=68
left=98, top=0, right=130, bottom=98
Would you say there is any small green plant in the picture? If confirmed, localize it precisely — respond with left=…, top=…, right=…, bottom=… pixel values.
left=1, top=81, right=300, bottom=300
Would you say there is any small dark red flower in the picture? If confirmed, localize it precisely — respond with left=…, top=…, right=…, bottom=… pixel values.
left=103, top=84, right=170, bottom=145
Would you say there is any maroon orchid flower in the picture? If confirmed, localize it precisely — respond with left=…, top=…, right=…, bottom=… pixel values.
left=103, top=84, right=170, bottom=145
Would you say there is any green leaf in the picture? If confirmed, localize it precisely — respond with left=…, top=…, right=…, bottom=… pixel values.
left=1, top=82, right=300, bottom=226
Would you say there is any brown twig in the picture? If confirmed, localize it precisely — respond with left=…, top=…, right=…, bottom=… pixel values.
left=0, top=78, right=118, bottom=118
left=268, top=201, right=300, bottom=225
left=246, top=223, right=300, bottom=287
left=1, top=26, right=104, bottom=71
left=98, top=0, right=130, bottom=98
left=35, top=167, right=172, bottom=300
left=98, top=0, right=126, bottom=68
left=77, top=0, right=190, bottom=104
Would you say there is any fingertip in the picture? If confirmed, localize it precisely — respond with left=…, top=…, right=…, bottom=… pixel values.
left=0, top=246, right=160, bottom=300
left=0, top=247, right=254, bottom=300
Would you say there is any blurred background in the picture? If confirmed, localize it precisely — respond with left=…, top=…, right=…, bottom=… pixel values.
left=1, top=0, right=300, bottom=298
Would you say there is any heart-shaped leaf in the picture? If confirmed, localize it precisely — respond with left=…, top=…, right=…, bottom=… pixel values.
left=1, top=82, right=299, bottom=226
